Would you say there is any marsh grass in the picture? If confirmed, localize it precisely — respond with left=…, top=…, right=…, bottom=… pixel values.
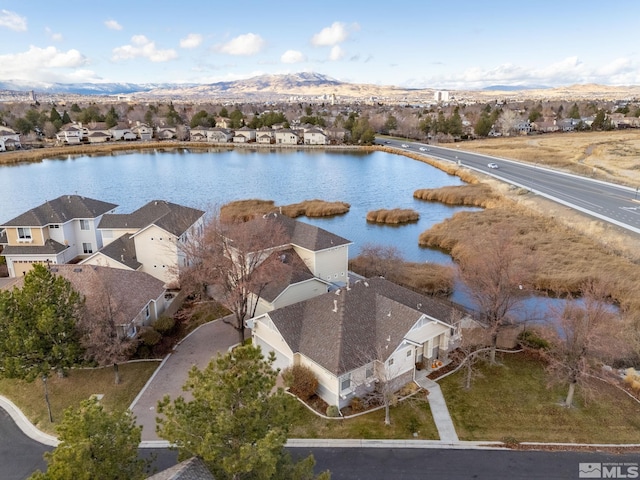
left=280, top=199, right=350, bottom=218
left=440, top=353, right=640, bottom=443
left=414, top=184, right=499, bottom=208
left=366, top=208, right=419, bottom=224
left=0, top=361, right=159, bottom=435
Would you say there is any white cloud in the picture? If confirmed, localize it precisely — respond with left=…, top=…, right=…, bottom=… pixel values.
left=45, top=27, right=63, bottom=42
left=311, top=22, right=349, bottom=46
left=104, top=19, right=123, bottom=31
left=180, top=33, right=203, bottom=49
left=281, top=50, right=306, bottom=64
left=112, top=35, right=178, bottom=62
left=216, top=33, right=265, bottom=56
left=329, top=45, right=345, bottom=61
left=0, top=46, right=93, bottom=82
left=0, top=9, right=27, bottom=31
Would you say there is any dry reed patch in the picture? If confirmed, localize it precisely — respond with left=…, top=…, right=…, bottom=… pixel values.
left=419, top=202, right=640, bottom=312
left=414, top=184, right=500, bottom=208
left=280, top=199, right=350, bottom=218
left=366, top=208, right=419, bottom=224
left=220, top=199, right=277, bottom=222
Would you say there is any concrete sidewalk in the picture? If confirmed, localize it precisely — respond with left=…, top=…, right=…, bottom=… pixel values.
left=0, top=396, right=59, bottom=447
left=414, top=376, right=459, bottom=442
left=130, top=317, right=238, bottom=441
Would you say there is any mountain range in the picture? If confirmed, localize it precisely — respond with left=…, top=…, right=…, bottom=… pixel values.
left=1, top=73, right=639, bottom=102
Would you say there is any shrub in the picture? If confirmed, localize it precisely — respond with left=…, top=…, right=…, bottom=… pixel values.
left=282, top=364, right=318, bottom=401
left=518, top=329, right=550, bottom=350
left=138, top=326, right=161, bottom=347
left=153, top=315, right=176, bottom=335
left=350, top=397, right=365, bottom=413
left=326, top=405, right=340, bottom=417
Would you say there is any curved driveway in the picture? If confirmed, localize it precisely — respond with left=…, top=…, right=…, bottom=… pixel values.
left=381, top=139, right=640, bottom=234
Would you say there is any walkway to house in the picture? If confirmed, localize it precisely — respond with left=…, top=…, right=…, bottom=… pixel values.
left=130, top=317, right=238, bottom=442
left=414, top=375, right=459, bottom=443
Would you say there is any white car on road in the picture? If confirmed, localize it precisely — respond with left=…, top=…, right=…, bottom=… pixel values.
left=487, top=162, right=499, bottom=169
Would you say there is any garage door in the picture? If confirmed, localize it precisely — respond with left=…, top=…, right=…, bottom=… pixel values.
left=254, top=337, right=291, bottom=372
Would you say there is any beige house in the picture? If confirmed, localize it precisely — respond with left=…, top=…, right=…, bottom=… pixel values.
left=303, top=128, right=327, bottom=145
left=234, top=126, right=256, bottom=143
left=251, top=277, right=459, bottom=409
left=56, top=124, right=83, bottom=144
left=132, top=122, right=153, bottom=141
left=0, top=195, right=117, bottom=277
left=275, top=129, right=300, bottom=145
left=110, top=122, right=136, bottom=141
left=82, top=200, right=205, bottom=286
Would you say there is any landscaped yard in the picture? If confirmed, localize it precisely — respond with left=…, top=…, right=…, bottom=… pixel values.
left=0, top=361, right=159, bottom=435
left=289, top=394, right=439, bottom=440
left=439, top=352, right=640, bottom=444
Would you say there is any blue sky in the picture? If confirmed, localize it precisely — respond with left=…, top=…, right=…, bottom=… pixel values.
left=1, top=1, right=639, bottom=90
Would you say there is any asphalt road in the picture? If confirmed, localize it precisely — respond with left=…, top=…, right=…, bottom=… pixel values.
left=379, top=139, right=640, bottom=234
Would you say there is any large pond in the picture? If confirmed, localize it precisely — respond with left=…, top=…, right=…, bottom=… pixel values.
left=0, top=148, right=478, bottom=263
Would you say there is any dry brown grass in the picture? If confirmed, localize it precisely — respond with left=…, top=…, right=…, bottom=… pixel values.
left=280, top=199, right=350, bottom=218
left=457, top=131, right=640, bottom=186
left=366, top=208, right=419, bottom=224
left=414, top=184, right=500, bottom=208
left=220, top=199, right=277, bottom=222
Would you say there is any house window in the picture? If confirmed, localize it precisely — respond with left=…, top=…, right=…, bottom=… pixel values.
left=388, top=357, right=394, bottom=367
left=17, top=227, right=32, bottom=241
left=82, top=242, right=93, bottom=254
left=340, top=374, right=351, bottom=392
left=406, top=350, right=413, bottom=358
left=145, top=305, right=150, bottom=319
left=365, top=365, right=373, bottom=379
left=49, top=224, right=60, bottom=229
left=80, top=220, right=90, bottom=230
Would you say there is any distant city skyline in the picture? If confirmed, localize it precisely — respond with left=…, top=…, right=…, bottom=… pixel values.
left=1, top=1, right=639, bottom=90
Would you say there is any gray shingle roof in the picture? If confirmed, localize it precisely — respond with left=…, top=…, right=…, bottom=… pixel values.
left=1, top=195, right=117, bottom=227
left=48, top=265, right=165, bottom=327
left=96, top=235, right=142, bottom=270
left=2, top=238, right=68, bottom=255
left=240, top=214, right=351, bottom=252
left=254, top=248, right=315, bottom=302
left=267, top=277, right=457, bottom=375
left=98, top=200, right=204, bottom=237
left=146, top=456, right=215, bottom=480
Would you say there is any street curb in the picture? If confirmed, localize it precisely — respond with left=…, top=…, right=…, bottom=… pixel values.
left=0, top=395, right=59, bottom=447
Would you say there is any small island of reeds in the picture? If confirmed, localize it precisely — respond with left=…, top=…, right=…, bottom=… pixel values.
left=414, top=184, right=498, bottom=208
left=366, top=208, right=420, bottom=224
left=220, top=198, right=350, bottom=222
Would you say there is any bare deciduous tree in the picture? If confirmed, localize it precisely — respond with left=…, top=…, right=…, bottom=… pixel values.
left=77, top=281, right=137, bottom=385
left=350, top=243, right=403, bottom=279
left=544, top=281, right=625, bottom=408
left=497, top=109, right=520, bottom=136
left=456, top=228, right=533, bottom=364
left=181, top=212, right=290, bottom=343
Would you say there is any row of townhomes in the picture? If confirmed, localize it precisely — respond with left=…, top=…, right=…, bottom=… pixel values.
left=51, top=121, right=348, bottom=145
left=1, top=196, right=463, bottom=410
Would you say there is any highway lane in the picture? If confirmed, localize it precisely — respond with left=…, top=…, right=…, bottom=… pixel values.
left=379, top=139, right=640, bottom=234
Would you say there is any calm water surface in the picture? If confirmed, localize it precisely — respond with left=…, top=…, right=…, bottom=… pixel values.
left=0, top=148, right=478, bottom=262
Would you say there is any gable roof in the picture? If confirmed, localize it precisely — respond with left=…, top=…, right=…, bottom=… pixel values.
left=2, top=195, right=117, bottom=227
left=266, top=277, right=457, bottom=375
left=2, top=238, right=68, bottom=256
left=98, top=200, right=204, bottom=237
left=250, top=214, right=351, bottom=252
left=49, top=265, right=165, bottom=326
left=146, top=456, right=215, bottom=480
left=254, top=248, right=316, bottom=302
left=93, top=234, right=141, bottom=270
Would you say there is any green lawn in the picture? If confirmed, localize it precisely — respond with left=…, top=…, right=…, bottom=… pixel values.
left=289, top=394, right=439, bottom=440
left=439, top=352, right=640, bottom=443
left=0, top=361, right=159, bottom=435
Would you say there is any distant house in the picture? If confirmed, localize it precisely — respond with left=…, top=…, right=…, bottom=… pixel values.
left=0, top=195, right=117, bottom=277
left=303, top=128, right=327, bottom=145
left=132, top=122, right=153, bottom=141
left=208, top=127, right=233, bottom=143
left=326, top=127, right=348, bottom=144
left=87, top=131, right=111, bottom=143
left=83, top=200, right=205, bottom=285
left=156, top=126, right=177, bottom=140
left=233, top=126, right=256, bottom=143
left=250, top=277, right=460, bottom=409
left=0, top=127, right=21, bottom=151
left=275, top=129, right=300, bottom=145
left=531, top=119, right=559, bottom=133
left=56, top=124, right=83, bottom=144
left=256, top=126, right=274, bottom=144
left=110, top=122, right=136, bottom=141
